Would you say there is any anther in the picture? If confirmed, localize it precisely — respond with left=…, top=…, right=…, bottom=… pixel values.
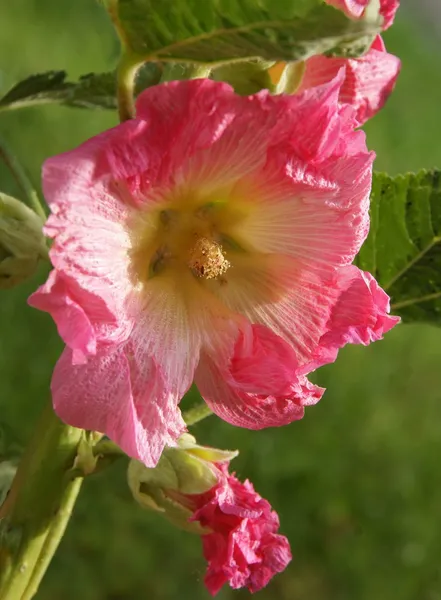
left=188, top=237, right=230, bottom=280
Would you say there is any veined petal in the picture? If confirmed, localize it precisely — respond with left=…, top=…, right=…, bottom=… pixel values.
left=232, top=150, right=373, bottom=268
left=311, top=265, right=400, bottom=369
left=42, top=128, right=142, bottom=342
left=227, top=324, right=304, bottom=396
left=52, top=344, right=186, bottom=466
left=196, top=353, right=323, bottom=430
left=210, top=254, right=340, bottom=365
left=297, top=36, right=401, bottom=125
left=135, top=79, right=287, bottom=196
left=28, top=271, right=96, bottom=364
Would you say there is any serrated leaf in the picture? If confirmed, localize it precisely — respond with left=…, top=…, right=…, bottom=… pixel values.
left=0, top=71, right=74, bottom=109
left=0, top=64, right=162, bottom=112
left=356, top=170, right=441, bottom=325
left=109, top=0, right=380, bottom=64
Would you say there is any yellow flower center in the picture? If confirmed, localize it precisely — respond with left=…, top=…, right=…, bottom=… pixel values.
left=128, top=189, right=247, bottom=288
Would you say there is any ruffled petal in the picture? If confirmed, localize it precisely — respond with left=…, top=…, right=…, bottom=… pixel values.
left=190, top=465, right=292, bottom=595
left=28, top=271, right=96, bottom=364
left=227, top=324, right=304, bottom=396
left=135, top=79, right=289, bottom=196
left=311, top=264, right=400, bottom=369
left=42, top=126, right=141, bottom=343
left=195, top=353, right=323, bottom=430
left=297, top=36, right=401, bottom=125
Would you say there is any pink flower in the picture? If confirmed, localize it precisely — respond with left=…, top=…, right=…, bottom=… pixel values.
left=296, top=35, right=401, bottom=125
left=29, top=76, right=399, bottom=466
left=188, top=464, right=291, bottom=595
left=325, top=0, right=399, bottom=29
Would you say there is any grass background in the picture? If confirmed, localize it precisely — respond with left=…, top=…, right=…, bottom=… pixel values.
left=1, top=2, right=441, bottom=599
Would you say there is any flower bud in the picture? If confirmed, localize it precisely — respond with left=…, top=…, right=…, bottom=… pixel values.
left=0, top=193, right=47, bottom=289
left=127, top=434, right=238, bottom=534
left=128, top=434, right=292, bottom=595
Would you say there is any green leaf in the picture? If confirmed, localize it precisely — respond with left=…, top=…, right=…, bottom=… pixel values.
left=356, top=170, right=441, bottom=325
left=0, top=64, right=162, bottom=112
left=108, top=0, right=380, bottom=64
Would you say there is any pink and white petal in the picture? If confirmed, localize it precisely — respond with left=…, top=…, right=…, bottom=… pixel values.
left=136, top=80, right=288, bottom=196
left=210, top=254, right=341, bottom=365
left=52, top=344, right=186, bottom=467
left=311, top=265, right=400, bottom=369
left=124, top=341, right=188, bottom=465
left=232, top=151, right=373, bottom=269
left=42, top=119, right=150, bottom=218
left=42, top=133, right=142, bottom=337
left=28, top=271, right=96, bottom=364
left=225, top=76, right=374, bottom=268
left=272, top=70, right=354, bottom=162
left=195, top=354, right=324, bottom=430
left=128, top=269, right=239, bottom=418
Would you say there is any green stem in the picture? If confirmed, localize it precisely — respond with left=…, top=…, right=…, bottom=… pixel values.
left=183, top=402, right=213, bottom=426
left=0, top=403, right=85, bottom=599
left=0, top=135, right=47, bottom=221
left=117, top=53, right=145, bottom=122
left=21, top=477, right=83, bottom=600
left=160, top=63, right=212, bottom=82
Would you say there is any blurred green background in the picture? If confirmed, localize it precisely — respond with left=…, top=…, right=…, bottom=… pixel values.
left=1, top=2, right=441, bottom=599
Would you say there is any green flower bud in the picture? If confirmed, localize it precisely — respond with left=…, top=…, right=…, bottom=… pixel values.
left=127, top=434, right=238, bottom=534
left=0, top=193, right=47, bottom=289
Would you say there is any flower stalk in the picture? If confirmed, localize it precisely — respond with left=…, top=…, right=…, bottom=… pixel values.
left=0, top=403, right=85, bottom=600
left=116, top=53, right=145, bottom=122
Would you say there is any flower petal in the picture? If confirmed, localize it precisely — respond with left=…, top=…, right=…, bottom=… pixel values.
left=311, top=264, right=400, bottom=369
left=195, top=355, right=323, bottom=430
left=52, top=344, right=186, bottom=467
left=28, top=271, right=96, bottom=364
left=42, top=126, right=142, bottom=344
left=297, top=36, right=401, bottom=125
left=135, top=79, right=288, bottom=195
left=325, top=0, right=399, bottom=29
left=227, top=324, right=303, bottom=396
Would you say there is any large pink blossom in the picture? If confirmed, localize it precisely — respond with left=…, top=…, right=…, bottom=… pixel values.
left=29, top=76, right=399, bottom=466
left=188, top=463, right=291, bottom=595
left=296, top=35, right=401, bottom=125
left=325, top=0, right=399, bottom=29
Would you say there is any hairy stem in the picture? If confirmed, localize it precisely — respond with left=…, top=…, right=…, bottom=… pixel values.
left=0, top=404, right=85, bottom=599
left=0, top=135, right=47, bottom=221
left=117, top=53, right=145, bottom=122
